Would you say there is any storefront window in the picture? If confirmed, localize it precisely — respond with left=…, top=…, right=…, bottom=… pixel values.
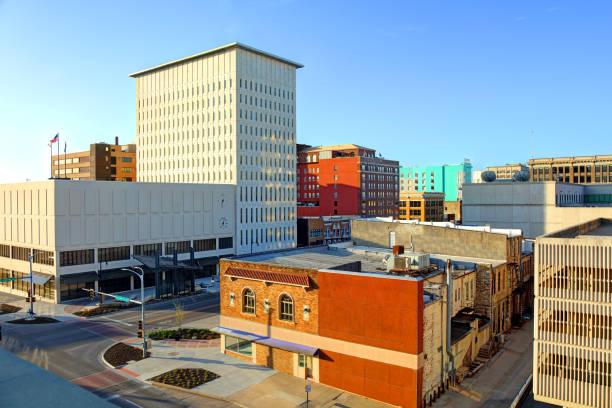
left=225, top=336, right=252, bottom=356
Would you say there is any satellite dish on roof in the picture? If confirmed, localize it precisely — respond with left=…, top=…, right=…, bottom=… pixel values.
left=481, top=171, right=496, bottom=182
left=513, top=170, right=530, bottom=182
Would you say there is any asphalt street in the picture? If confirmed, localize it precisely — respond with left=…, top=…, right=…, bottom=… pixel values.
left=0, top=292, right=222, bottom=408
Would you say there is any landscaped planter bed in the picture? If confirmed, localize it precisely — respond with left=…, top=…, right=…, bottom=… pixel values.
left=73, top=304, right=136, bottom=317
left=149, top=368, right=220, bottom=389
left=7, top=316, right=60, bottom=324
left=148, top=328, right=219, bottom=341
left=0, top=304, right=21, bottom=314
left=104, top=342, right=150, bottom=367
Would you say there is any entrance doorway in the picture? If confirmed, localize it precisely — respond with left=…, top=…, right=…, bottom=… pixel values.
left=298, top=354, right=313, bottom=378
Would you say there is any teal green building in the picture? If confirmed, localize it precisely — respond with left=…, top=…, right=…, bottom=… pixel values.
left=399, top=160, right=472, bottom=201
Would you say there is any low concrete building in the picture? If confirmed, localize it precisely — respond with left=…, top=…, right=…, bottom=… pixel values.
left=443, top=200, right=462, bottom=223
left=216, top=243, right=493, bottom=408
left=534, top=218, right=612, bottom=408
left=462, top=181, right=612, bottom=238
left=0, top=180, right=235, bottom=303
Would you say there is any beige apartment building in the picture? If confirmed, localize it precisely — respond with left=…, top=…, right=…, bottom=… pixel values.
left=130, top=42, right=302, bottom=255
left=529, top=154, right=612, bottom=183
left=485, top=163, right=528, bottom=180
left=534, top=218, right=612, bottom=408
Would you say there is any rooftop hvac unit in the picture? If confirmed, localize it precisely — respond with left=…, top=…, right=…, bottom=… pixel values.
left=384, top=252, right=430, bottom=272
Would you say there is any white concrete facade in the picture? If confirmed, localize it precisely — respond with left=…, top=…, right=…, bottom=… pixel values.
left=534, top=219, right=612, bottom=408
left=463, top=181, right=612, bottom=238
left=131, top=43, right=302, bottom=255
left=0, top=180, right=235, bottom=302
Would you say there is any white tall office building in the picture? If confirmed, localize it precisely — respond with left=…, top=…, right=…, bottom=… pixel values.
left=130, top=43, right=302, bottom=255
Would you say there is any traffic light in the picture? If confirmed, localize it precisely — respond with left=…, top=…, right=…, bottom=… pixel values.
left=89, top=289, right=95, bottom=301
left=137, top=320, right=143, bottom=338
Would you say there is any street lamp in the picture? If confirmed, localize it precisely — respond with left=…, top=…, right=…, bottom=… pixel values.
left=122, top=266, right=147, bottom=358
left=27, top=249, right=52, bottom=321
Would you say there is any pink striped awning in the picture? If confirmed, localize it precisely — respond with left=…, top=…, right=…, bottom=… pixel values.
left=224, top=267, right=310, bottom=288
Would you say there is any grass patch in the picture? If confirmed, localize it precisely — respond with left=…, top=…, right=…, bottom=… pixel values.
left=0, top=304, right=21, bottom=315
left=7, top=316, right=60, bottom=324
left=149, top=368, right=220, bottom=389
left=148, top=328, right=219, bottom=340
left=104, top=342, right=150, bottom=367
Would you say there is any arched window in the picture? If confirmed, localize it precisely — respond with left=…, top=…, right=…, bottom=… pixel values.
left=242, top=288, right=255, bottom=314
left=279, top=294, right=293, bottom=321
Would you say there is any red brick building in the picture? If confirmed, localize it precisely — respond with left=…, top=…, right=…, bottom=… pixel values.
left=214, top=244, right=504, bottom=408
left=296, top=144, right=399, bottom=218
left=217, top=254, right=423, bottom=408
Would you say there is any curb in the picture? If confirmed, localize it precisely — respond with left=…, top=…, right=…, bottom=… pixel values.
left=149, top=380, right=248, bottom=408
left=510, top=374, right=532, bottom=408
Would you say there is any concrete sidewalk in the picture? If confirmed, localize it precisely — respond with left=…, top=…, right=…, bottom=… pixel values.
left=435, top=320, right=535, bottom=408
left=121, top=338, right=276, bottom=398
left=121, top=339, right=393, bottom=408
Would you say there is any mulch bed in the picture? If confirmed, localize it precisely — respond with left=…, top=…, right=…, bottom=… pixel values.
left=149, top=368, right=220, bottom=389
left=148, top=328, right=220, bottom=341
left=7, top=316, right=60, bottom=324
left=104, top=342, right=150, bottom=367
left=73, top=304, right=136, bottom=317
left=0, top=304, right=21, bottom=315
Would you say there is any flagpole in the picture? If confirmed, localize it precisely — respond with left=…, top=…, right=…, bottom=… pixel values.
left=57, top=135, right=60, bottom=178
left=49, top=143, right=52, bottom=179
left=64, top=141, right=67, bottom=180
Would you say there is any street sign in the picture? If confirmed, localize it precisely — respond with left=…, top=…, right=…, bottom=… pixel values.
left=305, top=384, right=311, bottom=393
left=0, top=277, right=22, bottom=283
left=115, top=295, right=131, bottom=303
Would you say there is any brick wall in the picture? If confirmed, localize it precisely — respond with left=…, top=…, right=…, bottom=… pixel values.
left=474, top=264, right=492, bottom=317
left=422, top=299, right=444, bottom=401
left=255, top=344, right=294, bottom=376
left=220, top=259, right=319, bottom=334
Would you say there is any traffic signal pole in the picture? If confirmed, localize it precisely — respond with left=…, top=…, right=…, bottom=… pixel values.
left=122, top=267, right=147, bottom=358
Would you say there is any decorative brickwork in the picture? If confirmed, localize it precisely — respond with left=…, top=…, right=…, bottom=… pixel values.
left=255, top=344, right=294, bottom=375
left=220, top=259, right=319, bottom=334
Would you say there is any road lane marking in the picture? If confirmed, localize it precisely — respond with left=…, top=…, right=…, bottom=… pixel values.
left=146, top=303, right=219, bottom=324
left=101, top=316, right=132, bottom=326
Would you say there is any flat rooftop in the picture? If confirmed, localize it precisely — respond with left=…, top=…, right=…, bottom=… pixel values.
left=129, top=42, right=303, bottom=77
left=544, top=218, right=612, bottom=239
left=232, top=243, right=505, bottom=277
left=578, top=222, right=612, bottom=238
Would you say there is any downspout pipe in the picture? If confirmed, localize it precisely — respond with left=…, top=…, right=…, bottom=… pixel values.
left=446, top=259, right=455, bottom=385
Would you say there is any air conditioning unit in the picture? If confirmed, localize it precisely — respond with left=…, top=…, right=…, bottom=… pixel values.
left=384, top=252, right=430, bottom=271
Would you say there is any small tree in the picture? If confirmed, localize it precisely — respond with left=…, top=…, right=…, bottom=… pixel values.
left=173, top=300, right=184, bottom=335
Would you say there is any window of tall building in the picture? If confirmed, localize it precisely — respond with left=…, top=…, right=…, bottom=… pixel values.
left=98, top=246, right=130, bottom=262
left=60, top=249, right=94, bottom=266
left=133, top=243, right=162, bottom=257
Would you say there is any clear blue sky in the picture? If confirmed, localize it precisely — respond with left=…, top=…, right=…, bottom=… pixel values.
left=1, top=0, right=611, bottom=182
